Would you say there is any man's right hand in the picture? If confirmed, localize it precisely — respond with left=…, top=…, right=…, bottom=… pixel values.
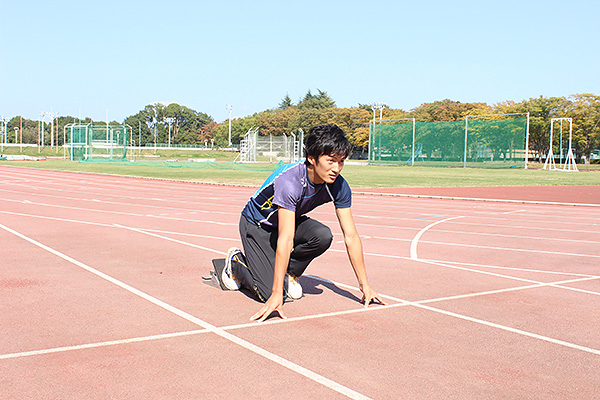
left=250, top=292, right=286, bottom=322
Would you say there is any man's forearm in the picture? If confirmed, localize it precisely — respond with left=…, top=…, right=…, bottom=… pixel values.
left=345, top=234, right=369, bottom=288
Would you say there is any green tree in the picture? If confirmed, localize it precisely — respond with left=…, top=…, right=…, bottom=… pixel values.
left=567, top=93, right=600, bottom=159
left=498, top=96, right=571, bottom=161
left=331, top=107, right=371, bottom=150
left=410, top=99, right=482, bottom=122
left=124, top=111, right=155, bottom=147
left=278, top=93, right=293, bottom=109
left=212, top=115, right=259, bottom=147
left=297, top=89, right=336, bottom=109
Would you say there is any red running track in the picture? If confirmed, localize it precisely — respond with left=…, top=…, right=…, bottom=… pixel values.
left=1, top=165, right=599, bottom=399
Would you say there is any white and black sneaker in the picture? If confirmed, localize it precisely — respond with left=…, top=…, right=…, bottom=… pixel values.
left=222, top=247, right=242, bottom=290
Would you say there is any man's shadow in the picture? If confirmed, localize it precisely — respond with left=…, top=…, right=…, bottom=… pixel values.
left=299, top=275, right=362, bottom=303
left=239, top=275, right=361, bottom=304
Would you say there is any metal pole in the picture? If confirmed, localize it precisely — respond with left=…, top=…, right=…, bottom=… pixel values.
left=368, top=122, right=372, bottom=164
left=524, top=113, right=530, bottom=169
left=544, top=119, right=555, bottom=170
left=559, top=119, right=563, bottom=167
left=463, top=116, right=469, bottom=168
left=226, top=104, right=233, bottom=147
left=412, top=118, right=416, bottom=166
left=50, top=108, right=54, bottom=148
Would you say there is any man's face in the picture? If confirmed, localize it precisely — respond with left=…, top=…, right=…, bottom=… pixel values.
left=308, top=153, right=346, bottom=184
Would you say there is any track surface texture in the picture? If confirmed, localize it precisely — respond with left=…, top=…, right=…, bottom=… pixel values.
left=1, top=166, right=599, bottom=399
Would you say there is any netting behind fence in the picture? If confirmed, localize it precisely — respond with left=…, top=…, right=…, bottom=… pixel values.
left=369, top=116, right=528, bottom=168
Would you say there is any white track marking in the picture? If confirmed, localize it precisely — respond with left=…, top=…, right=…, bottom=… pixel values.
left=373, top=229, right=600, bottom=246
left=425, top=240, right=600, bottom=259
left=420, top=258, right=595, bottom=278
left=4, top=272, right=599, bottom=362
left=0, top=329, right=209, bottom=360
left=302, top=276, right=600, bottom=356
left=352, top=190, right=600, bottom=208
left=332, top=247, right=600, bottom=296
left=410, top=216, right=464, bottom=260
left=2, top=170, right=595, bottom=360
left=0, top=210, right=114, bottom=227
left=3, top=207, right=594, bottom=281
left=0, top=223, right=372, bottom=400
left=3, top=181, right=600, bottom=227
left=4, top=190, right=600, bottom=233
left=114, top=224, right=227, bottom=256
left=414, top=302, right=600, bottom=355
left=0, top=197, right=238, bottom=226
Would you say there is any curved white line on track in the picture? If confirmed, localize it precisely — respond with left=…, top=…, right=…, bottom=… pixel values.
left=410, top=216, right=463, bottom=260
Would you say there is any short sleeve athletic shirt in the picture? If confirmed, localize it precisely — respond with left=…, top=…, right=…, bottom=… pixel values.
left=241, top=161, right=352, bottom=227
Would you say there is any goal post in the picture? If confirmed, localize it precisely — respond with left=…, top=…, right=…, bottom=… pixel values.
left=544, top=117, right=577, bottom=172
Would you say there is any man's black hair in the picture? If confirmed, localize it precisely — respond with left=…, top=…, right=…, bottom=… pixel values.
left=303, top=124, right=352, bottom=161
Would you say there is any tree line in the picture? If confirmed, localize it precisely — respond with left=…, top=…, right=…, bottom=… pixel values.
left=2, top=90, right=599, bottom=159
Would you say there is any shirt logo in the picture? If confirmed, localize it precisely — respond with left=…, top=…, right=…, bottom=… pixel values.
left=260, top=195, right=274, bottom=210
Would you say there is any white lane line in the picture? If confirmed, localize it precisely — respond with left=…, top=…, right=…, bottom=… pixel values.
left=5, top=272, right=600, bottom=362
left=406, top=213, right=600, bottom=260
left=414, top=301, right=600, bottom=355
left=424, top=258, right=595, bottom=278
left=0, top=330, right=209, bottom=360
left=0, top=223, right=372, bottom=400
left=410, top=216, right=464, bottom=260
left=352, top=191, right=600, bottom=208
left=0, top=197, right=238, bottom=226
left=4, top=213, right=599, bottom=358
left=424, top=240, right=600, bottom=259
left=115, top=224, right=227, bottom=256
left=373, top=229, right=600, bottom=246
left=302, top=276, right=600, bottom=356
left=2, top=207, right=593, bottom=282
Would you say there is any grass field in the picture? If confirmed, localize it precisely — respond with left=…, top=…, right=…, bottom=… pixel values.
left=2, top=157, right=600, bottom=188
left=2, top=144, right=600, bottom=187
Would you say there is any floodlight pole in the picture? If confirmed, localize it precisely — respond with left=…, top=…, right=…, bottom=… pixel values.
left=41, top=109, right=59, bottom=149
left=39, top=112, right=44, bottom=148
left=370, top=102, right=385, bottom=163
left=463, top=116, right=469, bottom=168
left=371, top=102, right=385, bottom=123
left=226, top=104, right=233, bottom=147
left=164, top=117, right=175, bottom=148
left=523, top=113, right=530, bottom=169
left=0, top=117, right=7, bottom=152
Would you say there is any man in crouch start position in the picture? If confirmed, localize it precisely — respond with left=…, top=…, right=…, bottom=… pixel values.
left=222, top=123, right=385, bottom=321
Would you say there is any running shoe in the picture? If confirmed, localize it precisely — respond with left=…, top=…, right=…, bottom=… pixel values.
left=285, top=273, right=303, bottom=300
left=222, top=247, right=242, bottom=290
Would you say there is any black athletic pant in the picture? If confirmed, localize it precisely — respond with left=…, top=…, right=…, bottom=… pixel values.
left=233, top=215, right=333, bottom=302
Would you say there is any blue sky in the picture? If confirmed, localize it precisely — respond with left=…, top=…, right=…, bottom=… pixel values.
left=1, top=0, right=598, bottom=123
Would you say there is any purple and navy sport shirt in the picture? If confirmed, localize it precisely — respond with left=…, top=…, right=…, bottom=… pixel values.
left=241, top=161, right=352, bottom=228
